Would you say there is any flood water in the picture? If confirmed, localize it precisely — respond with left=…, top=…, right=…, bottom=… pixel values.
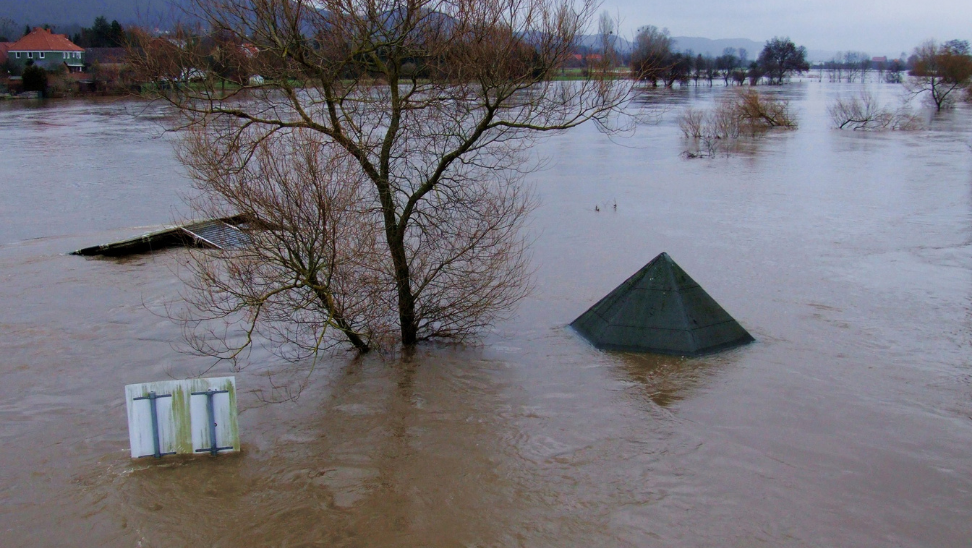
left=1, top=82, right=971, bottom=546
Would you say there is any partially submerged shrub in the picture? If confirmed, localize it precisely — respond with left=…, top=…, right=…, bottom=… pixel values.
left=677, top=90, right=796, bottom=157
left=734, top=89, right=796, bottom=131
left=829, top=92, right=923, bottom=131
left=677, top=108, right=707, bottom=138
left=709, top=100, right=742, bottom=139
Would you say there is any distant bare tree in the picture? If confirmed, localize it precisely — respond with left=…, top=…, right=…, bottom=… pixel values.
left=595, top=10, right=624, bottom=70
left=664, top=51, right=691, bottom=88
left=717, top=48, right=739, bottom=86
left=0, top=17, right=16, bottom=42
left=731, top=68, right=746, bottom=85
left=858, top=53, right=872, bottom=82
left=747, top=61, right=764, bottom=85
left=826, top=52, right=844, bottom=82
left=840, top=52, right=870, bottom=82
left=906, top=39, right=972, bottom=111
left=844, top=52, right=861, bottom=82
left=757, top=37, right=809, bottom=84
left=630, top=24, right=672, bottom=87
left=131, top=0, right=631, bottom=358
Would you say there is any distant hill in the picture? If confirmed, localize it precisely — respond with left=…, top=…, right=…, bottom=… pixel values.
left=574, top=34, right=634, bottom=55
left=0, top=0, right=194, bottom=29
left=805, top=49, right=841, bottom=63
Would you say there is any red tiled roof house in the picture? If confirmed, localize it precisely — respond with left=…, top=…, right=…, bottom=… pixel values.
left=7, top=28, right=85, bottom=72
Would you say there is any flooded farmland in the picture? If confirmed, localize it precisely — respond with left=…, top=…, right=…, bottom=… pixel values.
left=1, top=81, right=971, bottom=546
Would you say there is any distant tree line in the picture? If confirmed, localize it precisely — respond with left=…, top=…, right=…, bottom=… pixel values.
left=4, top=7, right=972, bottom=112
left=72, top=16, right=127, bottom=48
left=820, top=52, right=907, bottom=84
left=630, top=27, right=808, bottom=86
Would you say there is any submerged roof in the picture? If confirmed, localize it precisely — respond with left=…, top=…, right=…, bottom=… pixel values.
left=571, top=252, right=754, bottom=356
left=10, top=28, right=84, bottom=52
left=71, top=216, right=252, bottom=257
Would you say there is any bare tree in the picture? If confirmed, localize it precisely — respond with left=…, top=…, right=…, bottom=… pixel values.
left=825, top=52, right=844, bottom=82
left=757, top=37, right=809, bottom=84
left=595, top=10, right=623, bottom=70
left=0, top=17, right=17, bottom=42
left=747, top=61, right=764, bottom=86
left=716, top=48, right=740, bottom=86
left=856, top=53, right=871, bottom=82
left=841, top=51, right=870, bottom=83
left=828, top=91, right=922, bottom=131
left=844, top=52, right=860, bottom=83
left=629, top=24, right=672, bottom=87
left=906, top=39, right=972, bottom=111
left=131, top=0, right=630, bottom=359
left=731, top=68, right=746, bottom=86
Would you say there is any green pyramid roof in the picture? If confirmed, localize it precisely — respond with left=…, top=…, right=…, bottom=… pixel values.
left=571, top=252, right=754, bottom=356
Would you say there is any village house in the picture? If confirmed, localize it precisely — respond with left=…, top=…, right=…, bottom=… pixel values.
left=7, top=28, right=85, bottom=72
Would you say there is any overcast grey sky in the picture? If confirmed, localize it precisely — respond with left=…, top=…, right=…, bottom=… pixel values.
left=599, top=0, right=972, bottom=55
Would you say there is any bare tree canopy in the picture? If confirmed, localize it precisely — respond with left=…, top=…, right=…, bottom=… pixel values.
left=828, top=91, right=922, bottom=131
left=906, top=39, right=972, bottom=111
left=757, top=37, right=808, bottom=85
left=130, top=0, right=630, bottom=363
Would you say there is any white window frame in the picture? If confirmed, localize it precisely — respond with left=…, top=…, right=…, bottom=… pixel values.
left=39, top=52, right=45, bottom=59
left=15, top=52, right=20, bottom=59
left=27, top=52, right=32, bottom=59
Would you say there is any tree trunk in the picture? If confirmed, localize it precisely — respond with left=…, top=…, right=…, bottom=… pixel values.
left=389, top=238, right=419, bottom=346
left=374, top=174, right=420, bottom=347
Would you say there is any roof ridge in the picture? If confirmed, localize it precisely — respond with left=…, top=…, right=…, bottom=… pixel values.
left=663, top=254, right=699, bottom=350
left=9, top=27, right=84, bottom=52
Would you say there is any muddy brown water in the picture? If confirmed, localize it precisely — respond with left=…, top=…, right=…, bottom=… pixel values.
left=1, top=82, right=971, bottom=547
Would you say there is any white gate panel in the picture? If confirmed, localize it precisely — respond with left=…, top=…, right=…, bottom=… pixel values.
left=125, top=376, right=239, bottom=459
